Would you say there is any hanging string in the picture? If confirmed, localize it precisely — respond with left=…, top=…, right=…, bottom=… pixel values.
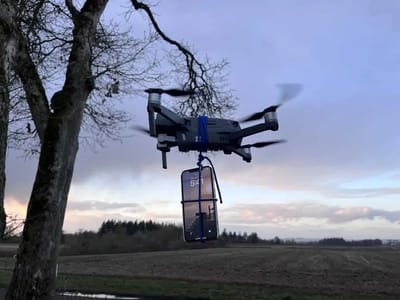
left=197, top=153, right=205, bottom=241
left=197, top=152, right=223, bottom=204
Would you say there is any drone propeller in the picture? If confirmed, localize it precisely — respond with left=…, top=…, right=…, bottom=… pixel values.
left=240, top=83, right=302, bottom=123
left=240, top=105, right=279, bottom=123
left=145, top=88, right=196, bottom=97
left=240, top=139, right=286, bottom=149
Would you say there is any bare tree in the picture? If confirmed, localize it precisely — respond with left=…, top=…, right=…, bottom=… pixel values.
left=0, top=0, right=235, bottom=298
left=0, top=0, right=19, bottom=239
left=3, top=1, right=113, bottom=298
left=1, top=0, right=160, bottom=238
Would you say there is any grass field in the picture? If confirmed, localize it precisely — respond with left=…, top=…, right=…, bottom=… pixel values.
left=0, top=245, right=399, bottom=299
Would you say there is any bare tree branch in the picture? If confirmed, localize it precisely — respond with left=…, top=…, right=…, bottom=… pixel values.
left=130, top=0, right=236, bottom=117
left=7, top=1, right=162, bottom=155
left=130, top=0, right=202, bottom=85
left=0, top=1, right=51, bottom=142
left=14, top=27, right=50, bottom=141
left=65, top=0, right=79, bottom=20
left=3, top=214, right=24, bottom=240
left=0, top=0, right=19, bottom=238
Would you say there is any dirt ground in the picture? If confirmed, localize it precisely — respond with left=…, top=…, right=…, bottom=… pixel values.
left=1, top=245, right=400, bottom=297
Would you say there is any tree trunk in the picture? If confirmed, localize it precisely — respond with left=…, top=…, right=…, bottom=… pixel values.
left=0, top=58, right=10, bottom=239
left=6, top=1, right=108, bottom=298
left=0, top=1, right=17, bottom=238
left=6, top=104, right=84, bottom=299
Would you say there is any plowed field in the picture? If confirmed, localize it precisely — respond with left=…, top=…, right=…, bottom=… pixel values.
left=51, top=246, right=400, bottom=297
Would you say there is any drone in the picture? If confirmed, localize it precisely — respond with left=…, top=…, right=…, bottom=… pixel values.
left=136, top=84, right=302, bottom=169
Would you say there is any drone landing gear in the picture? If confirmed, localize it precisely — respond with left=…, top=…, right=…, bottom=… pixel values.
left=161, top=151, right=167, bottom=169
left=180, top=152, right=223, bottom=242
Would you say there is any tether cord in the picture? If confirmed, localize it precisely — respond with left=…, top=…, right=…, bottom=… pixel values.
left=197, top=152, right=224, bottom=241
left=197, top=156, right=205, bottom=241
left=196, top=115, right=223, bottom=204
left=201, top=155, right=223, bottom=204
left=196, top=116, right=207, bottom=241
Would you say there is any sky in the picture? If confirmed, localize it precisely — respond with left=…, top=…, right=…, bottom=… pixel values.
left=4, top=0, right=400, bottom=240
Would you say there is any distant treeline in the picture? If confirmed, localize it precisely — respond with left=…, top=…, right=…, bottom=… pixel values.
left=98, top=220, right=164, bottom=236
left=61, top=220, right=225, bottom=255
left=61, top=220, right=186, bottom=255
left=219, top=232, right=384, bottom=247
left=61, top=220, right=267, bottom=255
left=317, top=237, right=383, bottom=247
left=60, top=219, right=385, bottom=255
left=219, top=229, right=262, bottom=243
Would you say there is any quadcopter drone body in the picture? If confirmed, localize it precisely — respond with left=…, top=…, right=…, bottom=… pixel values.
left=142, top=86, right=301, bottom=169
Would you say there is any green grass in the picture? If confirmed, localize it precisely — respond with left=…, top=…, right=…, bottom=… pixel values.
left=0, top=270, right=396, bottom=300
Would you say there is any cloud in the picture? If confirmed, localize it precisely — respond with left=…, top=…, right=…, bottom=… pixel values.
left=67, top=200, right=144, bottom=212
left=222, top=201, right=400, bottom=225
left=63, top=212, right=128, bottom=233
left=7, top=1, right=400, bottom=196
left=63, top=206, right=181, bottom=233
left=4, top=197, right=27, bottom=219
left=326, top=187, right=400, bottom=199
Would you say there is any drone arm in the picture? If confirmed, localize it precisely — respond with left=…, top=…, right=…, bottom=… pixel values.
left=151, top=103, right=185, bottom=126
left=146, top=91, right=185, bottom=136
left=228, top=122, right=278, bottom=141
left=233, top=148, right=252, bottom=162
left=225, top=146, right=252, bottom=162
left=147, top=91, right=161, bottom=136
left=147, top=106, right=156, bottom=136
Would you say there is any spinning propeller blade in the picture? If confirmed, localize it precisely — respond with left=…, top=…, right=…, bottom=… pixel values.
left=240, top=83, right=302, bottom=123
left=144, top=88, right=196, bottom=97
left=240, top=105, right=279, bottom=122
left=240, top=139, right=286, bottom=149
left=276, top=83, right=302, bottom=105
left=162, top=88, right=196, bottom=97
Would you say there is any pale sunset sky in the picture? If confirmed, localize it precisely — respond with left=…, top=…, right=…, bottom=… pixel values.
left=5, top=0, right=400, bottom=240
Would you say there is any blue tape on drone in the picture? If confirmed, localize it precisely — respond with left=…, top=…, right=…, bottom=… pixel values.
left=197, top=115, right=208, bottom=151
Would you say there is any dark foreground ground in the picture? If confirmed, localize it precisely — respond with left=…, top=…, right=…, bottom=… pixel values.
left=0, top=290, right=102, bottom=300
left=0, top=289, right=187, bottom=299
left=56, top=246, right=400, bottom=296
left=0, top=245, right=399, bottom=299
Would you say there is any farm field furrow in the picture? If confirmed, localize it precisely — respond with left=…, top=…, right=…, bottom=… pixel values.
left=51, top=246, right=400, bottom=296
